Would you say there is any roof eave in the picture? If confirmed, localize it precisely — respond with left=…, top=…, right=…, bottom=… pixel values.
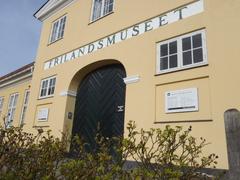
left=34, top=0, right=75, bottom=21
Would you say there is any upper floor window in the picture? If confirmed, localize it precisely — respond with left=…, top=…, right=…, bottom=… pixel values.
left=157, top=29, right=207, bottom=74
left=7, top=93, right=19, bottom=127
left=20, top=90, right=30, bottom=126
left=49, top=16, right=66, bottom=43
left=0, top=97, right=4, bottom=115
left=39, top=76, right=56, bottom=98
left=91, top=0, right=114, bottom=22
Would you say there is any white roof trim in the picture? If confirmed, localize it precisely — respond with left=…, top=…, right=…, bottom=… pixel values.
left=35, top=0, right=76, bottom=21
left=0, top=73, right=32, bottom=89
left=0, top=66, right=33, bottom=84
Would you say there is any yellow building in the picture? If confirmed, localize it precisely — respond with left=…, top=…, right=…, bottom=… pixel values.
left=0, top=62, right=33, bottom=128
left=1, top=0, right=240, bottom=171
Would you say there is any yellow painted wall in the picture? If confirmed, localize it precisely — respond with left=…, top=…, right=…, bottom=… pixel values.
left=24, top=0, right=240, bottom=169
left=0, top=79, right=31, bottom=127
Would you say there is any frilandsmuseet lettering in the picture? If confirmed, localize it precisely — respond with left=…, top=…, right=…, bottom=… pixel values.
left=44, top=0, right=203, bottom=70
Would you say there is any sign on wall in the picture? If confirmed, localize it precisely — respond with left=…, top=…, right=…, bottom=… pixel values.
left=165, top=88, right=199, bottom=113
left=44, top=0, right=204, bottom=70
left=37, top=108, right=49, bottom=121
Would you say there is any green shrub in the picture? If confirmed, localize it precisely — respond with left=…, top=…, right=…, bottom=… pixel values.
left=122, top=121, right=218, bottom=179
left=0, top=117, right=218, bottom=180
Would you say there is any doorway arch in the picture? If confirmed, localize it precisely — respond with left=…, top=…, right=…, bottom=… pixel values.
left=71, top=63, right=126, bottom=149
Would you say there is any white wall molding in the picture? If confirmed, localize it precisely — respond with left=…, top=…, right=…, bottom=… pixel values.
left=0, top=66, right=33, bottom=84
left=124, top=75, right=140, bottom=85
left=60, top=90, right=77, bottom=97
left=0, top=73, right=32, bottom=89
left=35, top=0, right=76, bottom=21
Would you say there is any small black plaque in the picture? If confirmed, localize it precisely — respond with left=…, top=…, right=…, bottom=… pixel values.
left=68, top=112, right=73, bottom=120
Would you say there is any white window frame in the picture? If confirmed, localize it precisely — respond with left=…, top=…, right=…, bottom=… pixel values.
left=39, top=76, right=56, bottom=99
left=90, top=0, right=115, bottom=22
left=0, top=97, right=4, bottom=115
left=7, top=93, right=19, bottom=127
left=156, top=29, right=207, bottom=74
left=19, top=90, right=30, bottom=126
left=49, top=15, right=67, bottom=44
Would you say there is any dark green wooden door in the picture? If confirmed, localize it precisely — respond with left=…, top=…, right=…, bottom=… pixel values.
left=72, top=64, right=126, bottom=150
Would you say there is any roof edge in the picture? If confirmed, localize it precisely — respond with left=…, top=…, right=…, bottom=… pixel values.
left=0, top=62, right=35, bottom=83
left=34, top=0, right=76, bottom=21
left=33, top=0, right=50, bottom=19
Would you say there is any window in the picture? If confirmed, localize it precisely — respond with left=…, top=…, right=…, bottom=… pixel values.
left=20, top=90, right=30, bottom=126
left=0, top=97, right=4, bottom=115
left=7, top=93, right=19, bottom=127
left=91, top=0, right=114, bottom=21
left=157, top=29, right=207, bottom=74
left=49, top=16, right=66, bottom=43
left=39, top=76, right=56, bottom=98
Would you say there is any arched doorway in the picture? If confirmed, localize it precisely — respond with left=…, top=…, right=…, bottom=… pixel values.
left=71, top=64, right=126, bottom=150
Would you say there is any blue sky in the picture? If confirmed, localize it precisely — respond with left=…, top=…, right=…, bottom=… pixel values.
left=0, top=0, right=48, bottom=76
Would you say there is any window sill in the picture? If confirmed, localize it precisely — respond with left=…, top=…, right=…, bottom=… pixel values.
left=47, top=37, right=64, bottom=46
left=33, top=125, right=50, bottom=128
left=155, top=63, right=208, bottom=76
left=88, top=11, right=114, bottom=25
left=38, top=95, right=54, bottom=100
left=37, top=119, right=48, bottom=122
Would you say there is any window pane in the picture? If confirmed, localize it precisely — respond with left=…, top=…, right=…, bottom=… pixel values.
left=44, top=89, right=47, bottom=96
left=92, top=0, right=103, bottom=20
left=104, top=0, right=114, bottom=15
left=49, top=79, right=53, bottom=86
left=42, top=80, right=48, bottom=88
left=20, top=107, right=27, bottom=125
left=182, top=37, right=191, bottom=51
left=160, top=57, right=168, bottom=70
left=169, top=55, right=178, bottom=68
left=183, top=51, right=192, bottom=65
left=13, top=95, right=18, bottom=107
left=52, top=78, right=56, bottom=86
left=11, top=109, right=15, bottom=121
left=50, top=78, right=56, bottom=86
left=41, top=80, right=49, bottom=97
left=51, top=87, right=55, bottom=95
left=41, top=89, right=47, bottom=97
left=40, top=90, right=44, bottom=97
left=160, top=44, right=168, bottom=57
left=48, top=78, right=56, bottom=96
left=24, top=91, right=30, bottom=105
left=60, top=21, right=66, bottom=38
left=51, top=21, right=59, bottom=42
left=108, top=3, right=113, bottom=12
left=48, top=88, right=52, bottom=96
left=193, top=34, right=202, bottom=48
left=0, top=98, right=3, bottom=109
left=193, top=48, right=203, bottom=63
left=58, top=17, right=66, bottom=39
left=169, top=41, right=177, bottom=54
left=7, top=109, right=11, bottom=119
left=48, top=87, right=55, bottom=96
left=9, top=96, right=14, bottom=107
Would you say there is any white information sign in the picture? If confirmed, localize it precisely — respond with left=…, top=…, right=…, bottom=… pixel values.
left=37, top=108, right=49, bottom=121
left=165, top=88, right=199, bottom=113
